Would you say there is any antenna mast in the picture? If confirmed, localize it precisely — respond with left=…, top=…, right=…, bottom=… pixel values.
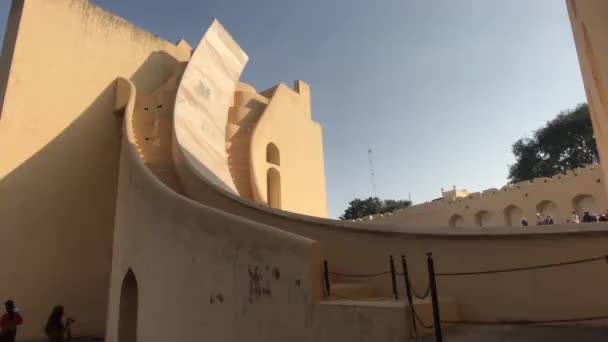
left=368, top=149, right=377, bottom=197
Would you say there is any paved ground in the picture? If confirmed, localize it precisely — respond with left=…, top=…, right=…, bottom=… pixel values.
left=420, top=324, right=608, bottom=341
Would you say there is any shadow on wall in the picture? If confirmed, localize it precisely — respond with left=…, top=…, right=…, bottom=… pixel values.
left=0, top=50, right=180, bottom=339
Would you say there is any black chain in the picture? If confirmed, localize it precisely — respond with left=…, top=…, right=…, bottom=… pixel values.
left=442, top=315, right=608, bottom=325
left=328, top=270, right=390, bottom=278
left=412, top=307, right=434, bottom=329
left=436, top=255, right=608, bottom=277
left=410, top=282, right=431, bottom=300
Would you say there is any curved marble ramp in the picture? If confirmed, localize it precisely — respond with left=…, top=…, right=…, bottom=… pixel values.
left=174, top=20, right=248, bottom=195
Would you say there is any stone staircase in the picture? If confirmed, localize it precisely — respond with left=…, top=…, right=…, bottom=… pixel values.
left=225, top=91, right=269, bottom=200
left=321, top=280, right=460, bottom=338
left=131, top=80, right=183, bottom=194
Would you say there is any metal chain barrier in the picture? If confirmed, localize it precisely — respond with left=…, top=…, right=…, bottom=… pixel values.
left=424, top=252, right=608, bottom=342
left=435, top=255, right=608, bottom=277
left=328, top=270, right=390, bottom=277
left=442, top=315, right=608, bottom=325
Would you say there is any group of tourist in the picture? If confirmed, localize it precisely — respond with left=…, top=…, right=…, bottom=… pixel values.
left=572, top=210, right=608, bottom=223
left=0, top=300, right=73, bottom=342
left=520, top=210, right=608, bottom=226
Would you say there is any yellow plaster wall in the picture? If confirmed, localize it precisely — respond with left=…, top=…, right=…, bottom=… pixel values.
left=250, top=82, right=328, bottom=218
left=0, top=0, right=190, bottom=338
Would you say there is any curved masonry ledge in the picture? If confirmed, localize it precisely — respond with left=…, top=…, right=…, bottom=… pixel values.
left=170, top=21, right=608, bottom=241
left=120, top=76, right=316, bottom=247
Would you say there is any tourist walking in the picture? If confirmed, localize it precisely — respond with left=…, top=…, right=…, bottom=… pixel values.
left=0, top=300, right=23, bottom=342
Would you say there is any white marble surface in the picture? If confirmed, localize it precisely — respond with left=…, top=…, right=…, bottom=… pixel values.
left=174, top=20, right=248, bottom=194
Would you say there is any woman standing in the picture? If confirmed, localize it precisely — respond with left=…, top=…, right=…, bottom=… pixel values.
left=45, top=305, right=73, bottom=342
left=0, top=300, right=24, bottom=342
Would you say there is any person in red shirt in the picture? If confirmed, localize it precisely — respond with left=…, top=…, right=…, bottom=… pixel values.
left=0, top=300, right=23, bottom=342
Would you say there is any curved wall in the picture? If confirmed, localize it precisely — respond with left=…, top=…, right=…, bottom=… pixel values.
left=174, top=20, right=247, bottom=194
left=107, top=77, right=322, bottom=342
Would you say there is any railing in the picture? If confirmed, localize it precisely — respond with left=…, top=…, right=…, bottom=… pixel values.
left=323, top=253, right=608, bottom=342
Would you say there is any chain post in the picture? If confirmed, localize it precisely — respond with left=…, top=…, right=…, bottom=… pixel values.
left=427, top=253, right=442, bottom=342
left=389, top=255, right=398, bottom=300
left=401, top=255, right=418, bottom=338
left=323, top=260, right=331, bottom=297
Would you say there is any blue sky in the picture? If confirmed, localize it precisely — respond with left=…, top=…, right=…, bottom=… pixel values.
left=0, top=1, right=587, bottom=218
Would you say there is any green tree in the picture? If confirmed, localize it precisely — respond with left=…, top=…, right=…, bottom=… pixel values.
left=339, top=197, right=412, bottom=220
left=508, top=103, right=599, bottom=183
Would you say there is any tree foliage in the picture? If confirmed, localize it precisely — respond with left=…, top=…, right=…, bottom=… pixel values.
left=339, top=197, right=412, bottom=220
left=508, top=103, right=599, bottom=183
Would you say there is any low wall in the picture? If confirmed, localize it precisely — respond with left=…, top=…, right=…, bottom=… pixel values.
left=367, top=165, right=608, bottom=227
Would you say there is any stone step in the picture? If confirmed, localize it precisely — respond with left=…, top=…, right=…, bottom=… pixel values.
left=330, top=283, right=377, bottom=299
left=317, top=297, right=460, bottom=338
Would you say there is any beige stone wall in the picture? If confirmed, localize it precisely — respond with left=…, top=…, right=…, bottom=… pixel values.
left=249, top=81, right=328, bottom=218
left=364, top=165, right=608, bottom=227
left=0, top=0, right=189, bottom=338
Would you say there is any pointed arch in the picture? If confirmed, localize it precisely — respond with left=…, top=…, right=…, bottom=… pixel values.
left=119, top=268, right=138, bottom=342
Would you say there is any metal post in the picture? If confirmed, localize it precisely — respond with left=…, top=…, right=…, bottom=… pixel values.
left=323, top=260, right=331, bottom=297
left=389, top=255, right=398, bottom=300
left=427, top=253, right=443, bottom=342
left=401, top=255, right=418, bottom=338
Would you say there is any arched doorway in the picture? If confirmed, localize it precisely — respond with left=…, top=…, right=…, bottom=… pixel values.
left=448, top=214, right=464, bottom=228
left=474, top=210, right=493, bottom=227
left=572, top=194, right=599, bottom=214
left=536, top=200, right=560, bottom=223
left=119, top=269, right=138, bottom=342
left=267, top=168, right=281, bottom=209
left=503, top=205, right=523, bottom=226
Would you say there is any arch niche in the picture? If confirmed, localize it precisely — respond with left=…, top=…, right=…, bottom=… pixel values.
left=119, top=269, right=138, bottom=342
left=474, top=210, right=493, bottom=227
left=536, top=200, right=560, bottom=223
left=572, top=194, right=599, bottom=214
left=503, top=205, right=523, bottom=226
left=448, top=214, right=464, bottom=228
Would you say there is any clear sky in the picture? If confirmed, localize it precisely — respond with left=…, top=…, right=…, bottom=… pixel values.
left=0, top=0, right=587, bottom=218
